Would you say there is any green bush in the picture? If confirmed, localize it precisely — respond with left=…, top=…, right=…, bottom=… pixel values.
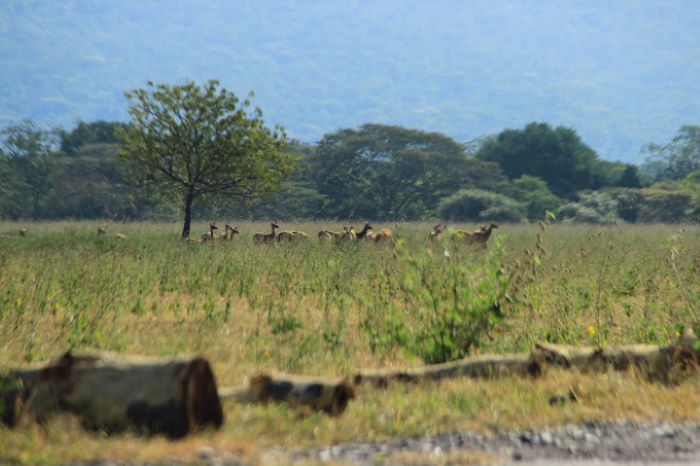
left=557, top=191, right=621, bottom=224
left=438, top=189, right=526, bottom=222
left=396, top=238, right=508, bottom=364
left=606, top=188, right=698, bottom=223
left=508, top=175, right=562, bottom=220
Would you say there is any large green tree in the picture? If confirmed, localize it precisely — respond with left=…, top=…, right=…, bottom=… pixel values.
left=309, top=124, right=506, bottom=219
left=475, top=122, right=615, bottom=199
left=118, top=80, right=292, bottom=238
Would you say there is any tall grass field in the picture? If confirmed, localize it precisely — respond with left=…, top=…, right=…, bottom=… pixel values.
left=2, top=221, right=700, bottom=464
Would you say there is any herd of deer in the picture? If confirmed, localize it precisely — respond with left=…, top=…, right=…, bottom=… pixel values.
left=12, top=221, right=499, bottom=247
left=192, top=220, right=497, bottom=247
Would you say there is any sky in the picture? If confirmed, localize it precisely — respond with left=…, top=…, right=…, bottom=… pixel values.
left=1, top=0, right=699, bottom=163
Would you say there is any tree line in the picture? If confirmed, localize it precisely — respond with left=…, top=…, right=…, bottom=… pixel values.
left=2, top=80, right=699, bottom=234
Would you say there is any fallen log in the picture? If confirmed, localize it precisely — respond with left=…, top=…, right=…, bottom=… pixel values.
left=533, top=342, right=698, bottom=382
left=1, top=350, right=223, bottom=438
left=354, top=352, right=543, bottom=387
left=219, top=372, right=355, bottom=416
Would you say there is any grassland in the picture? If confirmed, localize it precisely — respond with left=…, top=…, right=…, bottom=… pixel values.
left=1, top=221, right=700, bottom=464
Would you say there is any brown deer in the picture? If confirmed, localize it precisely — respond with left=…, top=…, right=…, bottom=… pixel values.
left=97, top=219, right=113, bottom=236
left=429, top=223, right=447, bottom=242
left=254, top=222, right=279, bottom=243
left=457, top=222, right=498, bottom=247
left=219, top=223, right=239, bottom=241
left=200, top=222, right=218, bottom=242
left=373, top=227, right=392, bottom=243
left=340, top=225, right=356, bottom=241
left=277, top=231, right=297, bottom=243
left=318, top=228, right=342, bottom=240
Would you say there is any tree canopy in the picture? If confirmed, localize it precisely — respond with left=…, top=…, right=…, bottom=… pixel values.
left=0, top=120, right=60, bottom=219
left=641, top=125, right=700, bottom=181
left=118, top=80, right=292, bottom=238
left=308, top=124, right=506, bottom=219
left=475, top=122, right=624, bottom=199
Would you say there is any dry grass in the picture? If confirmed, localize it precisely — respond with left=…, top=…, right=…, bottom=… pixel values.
left=1, top=221, right=700, bottom=464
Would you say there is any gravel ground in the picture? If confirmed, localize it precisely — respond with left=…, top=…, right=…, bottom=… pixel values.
left=64, top=421, right=700, bottom=465
left=262, top=421, right=700, bottom=465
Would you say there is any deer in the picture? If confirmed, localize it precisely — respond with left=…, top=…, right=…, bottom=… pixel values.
left=219, top=223, right=239, bottom=241
left=429, top=223, right=447, bottom=242
left=18, top=228, right=27, bottom=237
left=288, top=230, right=309, bottom=240
left=200, top=222, right=218, bottom=242
left=254, top=222, right=279, bottom=243
left=97, top=219, right=113, bottom=236
left=373, top=227, right=392, bottom=243
left=456, top=222, right=498, bottom=247
left=355, top=222, right=374, bottom=240
left=340, top=225, right=356, bottom=241
left=114, top=233, right=128, bottom=240
left=277, top=230, right=299, bottom=242
left=318, top=228, right=342, bottom=240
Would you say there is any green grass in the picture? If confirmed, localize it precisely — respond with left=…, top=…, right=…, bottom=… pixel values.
left=1, top=221, right=700, bottom=464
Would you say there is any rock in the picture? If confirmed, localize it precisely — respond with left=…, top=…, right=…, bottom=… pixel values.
left=196, top=446, right=215, bottom=460
left=540, top=431, right=554, bottom=445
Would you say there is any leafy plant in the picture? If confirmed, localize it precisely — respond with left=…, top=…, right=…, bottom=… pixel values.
left=397, top=238, right=509, bottom=363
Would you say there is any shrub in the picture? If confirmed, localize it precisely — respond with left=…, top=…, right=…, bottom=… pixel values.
left=606, top=188, right=698, bottom=223
left=438, top=189, right=526, bottom=222
left=556, top=191, right=621, bottom=224
left=508, top=175, right=562, bottom=220
left=396, top=238, right=508, bottom=363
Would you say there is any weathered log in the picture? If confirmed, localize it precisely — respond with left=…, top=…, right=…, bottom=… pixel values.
left=354, top=352, right=543, bottom=387
left=219, top=372, right=356, bottom=416
left=1, top=351, right=223, bottom=438
left=533, top=342, right=698, bottom=381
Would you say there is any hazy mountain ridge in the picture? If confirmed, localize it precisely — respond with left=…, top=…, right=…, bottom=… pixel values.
left=2, top=0, right=699, bottom=162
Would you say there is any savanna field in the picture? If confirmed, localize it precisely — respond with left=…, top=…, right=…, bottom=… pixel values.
left=2, top=221, right=700, bottom=464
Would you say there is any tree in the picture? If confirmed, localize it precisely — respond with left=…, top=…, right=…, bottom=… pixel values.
left=60, top=120, right=129, bottom=156
left=475, top=122, right=612, bottom=199
left=0, top=120, right=60, bottom=219
left=309, top=124, right=506, bottom=220
left=640, top=125, right=700, bottom=180
left=118, top=80, right=292, bottom=238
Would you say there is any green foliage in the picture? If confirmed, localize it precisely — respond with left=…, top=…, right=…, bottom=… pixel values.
left=59, top=120, right=129, bottom=156
left=119, top=80, right=292, bottom=237
left=475, top=122, right=616, bottom=199
left=309, top=124, right=507, bottom=220
left=507, top=175, right=562, bottom=220
left=556, top=191, right=621, bottom=224
left=0, top=120, right=61, bottom=219
left=641, top=125, right=700, bottom=180
left=608, top=188, right=696, bottom=223
left=437, top=189, right=526, bottom=222
left=397, top=238, right=508, bottom=363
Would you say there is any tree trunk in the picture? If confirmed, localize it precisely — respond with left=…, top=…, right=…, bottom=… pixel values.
left=31, top=191, right=40, bottom=220
left=354, top=352, right=541, bottom=387
left=219, top=372, right=355, bottom=416
left=182, top=189, right=195, bottom=239
left=2, top=351, right=223, bottom=438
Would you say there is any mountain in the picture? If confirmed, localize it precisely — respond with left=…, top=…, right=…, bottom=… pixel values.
left=2, top=0, right=699, bottom=162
